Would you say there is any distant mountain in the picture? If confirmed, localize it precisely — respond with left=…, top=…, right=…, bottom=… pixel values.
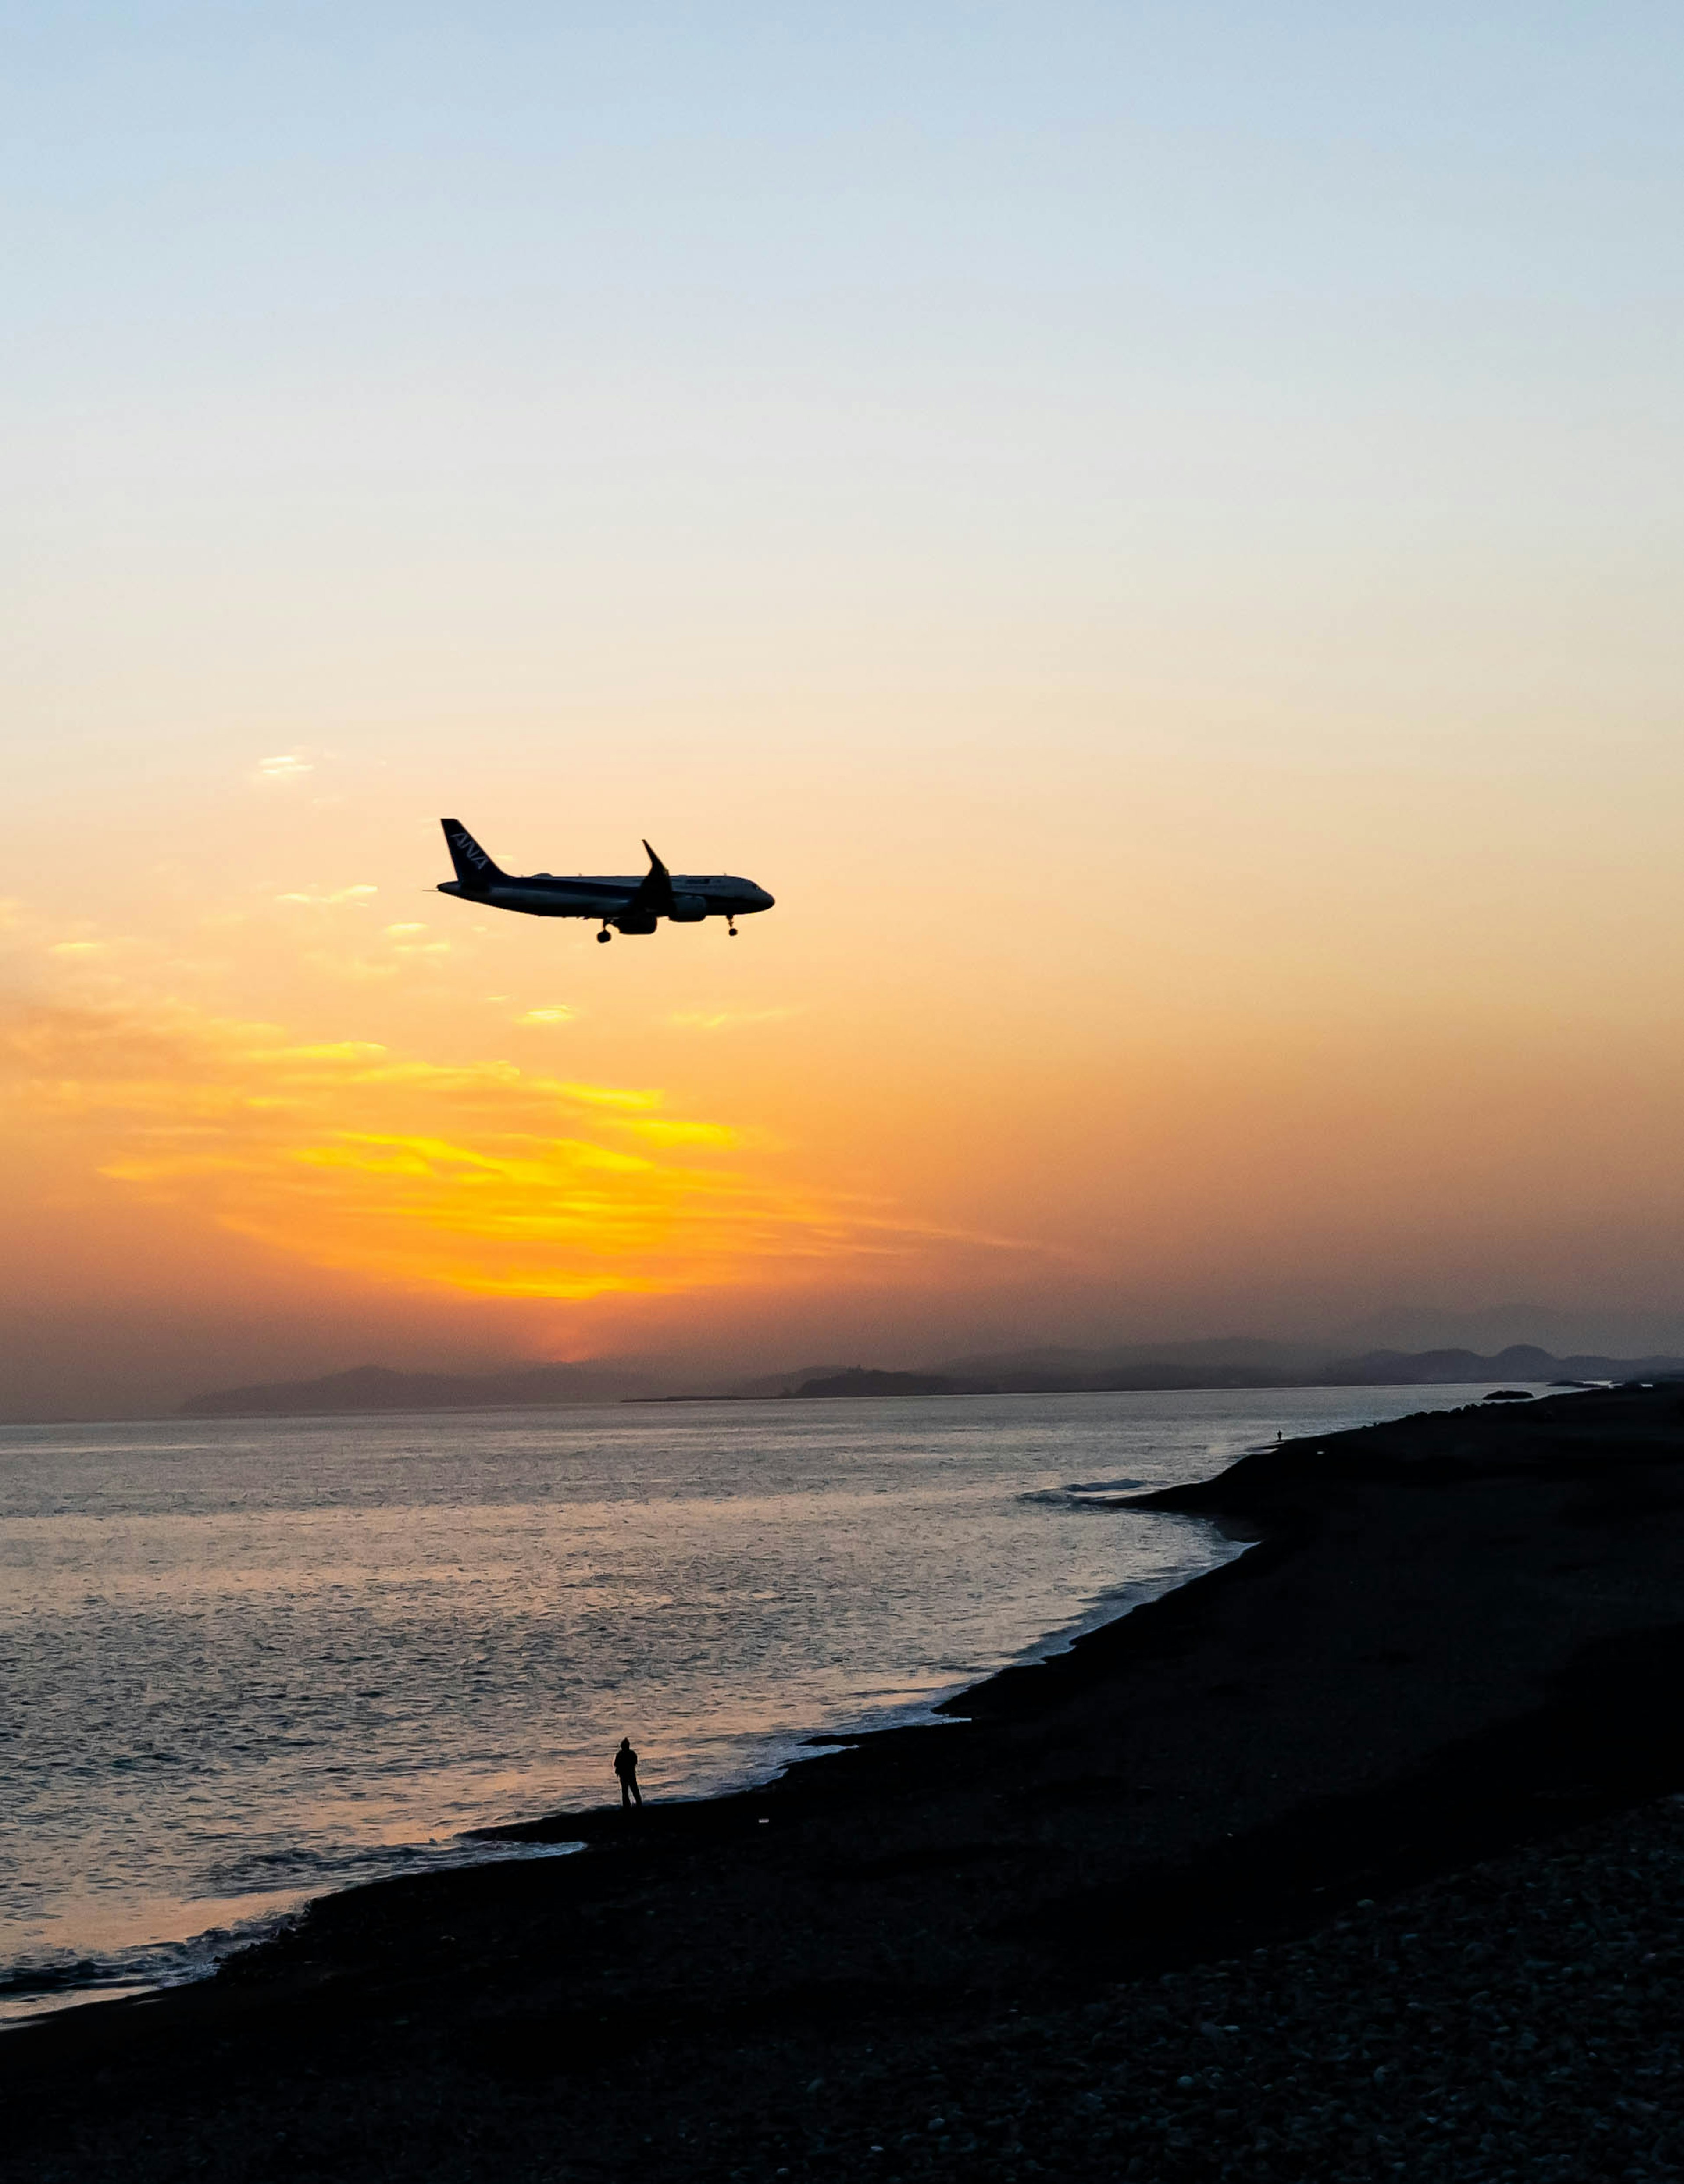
left=1315, top=1345, right=1684, bottom=1386
left=1316, top=1303, right=1676, bottom=1358
left=180, top=1361, right=661, bottom=1418
left=183, top=1343, right=1684, bottom=1418
left=782, top=1368, right=967, bottom=1399
left=929, top=1337, right=1327, bottom=1379
left=785, top=1362, right=1303, bottom=1399
left=771, top=1344, right=1684, bottom=1401
left=718, top=1364, right=854, bottom=1400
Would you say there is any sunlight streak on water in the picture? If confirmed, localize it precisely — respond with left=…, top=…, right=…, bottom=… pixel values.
left=0, top=1385, right=1521, bottom=2017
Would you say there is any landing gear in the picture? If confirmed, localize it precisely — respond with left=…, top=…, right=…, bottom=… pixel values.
left=597, top=926, right=613, bottom=944
left=726, top=916, right=738, bottom=938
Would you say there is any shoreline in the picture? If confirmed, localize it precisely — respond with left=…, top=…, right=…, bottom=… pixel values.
left=10, top=1389, right=1398, bottom=2018
left=1, top=1490, right=1243, bottom=2029
left=6, top=1381, right=1684, bottom=2180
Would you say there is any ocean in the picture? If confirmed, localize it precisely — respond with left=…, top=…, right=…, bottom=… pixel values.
left=0, top=1383, right=1523, bottom=2021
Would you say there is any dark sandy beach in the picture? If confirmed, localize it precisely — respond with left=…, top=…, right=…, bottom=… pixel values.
left=6, top=1381, right=1684, bottom=2181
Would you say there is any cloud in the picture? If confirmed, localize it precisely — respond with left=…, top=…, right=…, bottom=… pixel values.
left=254, top=753, right=314, bottom=784
left=0, top=1001, right=1033, bottom=1305
left=669, top=1007, right=798, bottom=1032
left=515, top=1005, right=574, bottom=1026
left=557, top=1083, right=661, bottom=1112
left=275, top=884, right=378, bottom=907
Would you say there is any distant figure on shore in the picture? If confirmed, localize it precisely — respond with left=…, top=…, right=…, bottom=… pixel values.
left=614, top=1737, right=642, bottom=1810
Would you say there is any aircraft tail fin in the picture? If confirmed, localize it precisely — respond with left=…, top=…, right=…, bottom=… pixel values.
left=440, top=819, right=506, bottom=891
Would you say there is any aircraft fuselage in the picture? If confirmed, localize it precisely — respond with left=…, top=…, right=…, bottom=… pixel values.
left=436, top=873, right=771, bottom=919
left=435, top=820, right=774, bottom=940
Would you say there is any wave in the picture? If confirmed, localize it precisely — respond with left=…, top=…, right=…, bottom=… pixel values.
left=0, top=1836, right=584, bottom=2028
left=1017, top=1477, right=1149, bottom=1507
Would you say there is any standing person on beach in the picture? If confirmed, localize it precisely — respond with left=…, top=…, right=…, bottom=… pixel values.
left=614, top=1736, right=642, bottom=1810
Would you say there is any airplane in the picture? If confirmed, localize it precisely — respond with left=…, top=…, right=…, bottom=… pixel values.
left=435, top=819, right=775, bottom=942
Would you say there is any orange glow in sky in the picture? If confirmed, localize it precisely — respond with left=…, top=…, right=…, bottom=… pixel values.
left=17, top=1005, right=1020, bottom=1304
left=6, top=9, right=1684, bottom=1415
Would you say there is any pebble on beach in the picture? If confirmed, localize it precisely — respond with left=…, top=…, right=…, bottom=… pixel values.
left=704, top=1793, right=1684, bottom=2182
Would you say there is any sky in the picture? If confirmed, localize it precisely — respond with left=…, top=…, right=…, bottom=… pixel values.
left=4, top=2, right=1684, bottom=1416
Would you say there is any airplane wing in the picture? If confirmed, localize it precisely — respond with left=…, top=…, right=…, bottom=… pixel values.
left=624, top=841, right=676, bottom=917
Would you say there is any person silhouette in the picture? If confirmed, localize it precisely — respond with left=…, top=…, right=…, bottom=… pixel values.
left=614, top=1736, right=642, bottom=1810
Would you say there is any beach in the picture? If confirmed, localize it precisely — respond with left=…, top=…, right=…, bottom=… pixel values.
left=5, top=1381, right=1684, bottom=2180
left=0, top=1387, right=1339, bottom=2008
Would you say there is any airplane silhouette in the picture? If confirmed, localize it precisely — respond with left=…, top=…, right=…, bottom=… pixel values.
left=436, top=820, right=775, bottom=942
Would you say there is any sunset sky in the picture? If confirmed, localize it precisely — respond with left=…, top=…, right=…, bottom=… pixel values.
left=6, top=4, right=1684, bottom=1416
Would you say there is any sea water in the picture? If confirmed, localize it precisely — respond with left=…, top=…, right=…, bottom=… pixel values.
left=0, top=1383, right=1525, bottom=2020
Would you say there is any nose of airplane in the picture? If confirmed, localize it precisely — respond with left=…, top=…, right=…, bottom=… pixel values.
left=755, top=887, right=775, bottom=910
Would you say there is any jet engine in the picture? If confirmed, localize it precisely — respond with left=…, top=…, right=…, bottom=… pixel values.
left=614, top=912, right=659, bottom=935
left=667, top=893, right=708, bottom=923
